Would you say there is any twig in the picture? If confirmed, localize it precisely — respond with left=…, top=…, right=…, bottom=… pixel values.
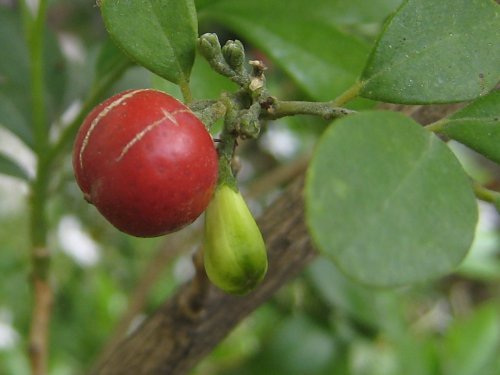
left=261, top=99, right=355, bottom=121
left=92, top=229, right=202, bottom=368
left=333, top=81, right=363, bottom=106
left=246, top=154, right=310, bottom=198
left=178, top=247, right=211, bottom=320
left=473, top=182, right=500, bottom=203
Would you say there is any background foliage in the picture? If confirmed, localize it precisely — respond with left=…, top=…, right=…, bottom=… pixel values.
left=0, top=0, right=499, bottom=374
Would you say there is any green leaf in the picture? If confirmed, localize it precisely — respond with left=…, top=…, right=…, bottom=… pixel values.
left=93, top=38, right=132, bottom=89
left=264, top=314, right=336, bottom=375
left=314, top=0, right=403, bottom=26
left=436, top=90, right=500, bottom=164
left=0, top=7, right=66, bottom=146
left=441, top=304, right=500, bottom=375
left=306, top=111, right=477, bottom=286
left=360, top=0, right=500, bottom=104
left=307, top=258, right=402, bottom=333
left=0, top=152, right=30, bottom=181
left=100, top=0, right=198, bottom=86
left=198, top=0, right=371, bottom=102
left=0, top=92, right=33, bottom=148
left=0, top=8, right=31, bottom=130
left=197, top=0, right=402, bottom=33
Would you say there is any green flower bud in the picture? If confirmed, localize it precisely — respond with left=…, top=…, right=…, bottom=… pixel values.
left=204, top=184, right=268, bottom=295
left=198, top=33, right=222, bottom=60
left=222, top=40, right=245, bottom=73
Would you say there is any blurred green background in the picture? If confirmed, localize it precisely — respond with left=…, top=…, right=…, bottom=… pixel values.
left=1, top=1, right=500, bottom=374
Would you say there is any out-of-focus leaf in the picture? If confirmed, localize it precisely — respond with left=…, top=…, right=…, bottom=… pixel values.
left=198, top=0, right=371, bottom=102
left=0, top=8, right=31, bottom=133
left=0, top=7, right=66, bottom=146
left=242, top=314, right=336, bottom=375
left=0, top=92, right=33, bottom=147
left=93, top=38, right=132, bottom=88
left=437, top=90, right=500, bottom=164
left=308, top=258, right=403, bottom=335
left=0, top=152, right=30, bottom=181
left=441, top=304, right=500, bottom=375
left=306, top=111, right=478, bottom=286
left=360, top=0, right=500, bottom=104
left=311, top=0, right=402, bottom=26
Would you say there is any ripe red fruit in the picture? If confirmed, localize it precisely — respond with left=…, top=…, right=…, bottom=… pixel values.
left=72, top=89, right=218, bottom=237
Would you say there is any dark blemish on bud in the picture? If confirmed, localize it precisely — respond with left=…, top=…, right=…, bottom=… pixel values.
left=479, top=73, right=484, bottom=79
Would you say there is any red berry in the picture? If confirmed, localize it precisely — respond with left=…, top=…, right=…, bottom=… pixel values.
left=72, top=89, right=218, bottom=237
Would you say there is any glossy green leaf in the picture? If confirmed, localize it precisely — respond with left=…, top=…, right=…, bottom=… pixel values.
left=306, top=111, right=477, bottom=286
left=360, top=0, right=500, bottom=104
left=437, top=90, right=500, bottom=163
left=441, top=304, right=500, bottom=375
left=100, top=0, right=197, bottom=86
left=0, top=152, right=29, bottom=181
left=198, top=0, right=371, bottom=102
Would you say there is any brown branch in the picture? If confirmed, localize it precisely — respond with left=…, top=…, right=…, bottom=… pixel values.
left=93, top=229, right=201, bottom=368
left=246, top=153, right=310, bottom=198
left=91, top=175, right=316, bottom=375
left=92, top=154, right=312, bottom=372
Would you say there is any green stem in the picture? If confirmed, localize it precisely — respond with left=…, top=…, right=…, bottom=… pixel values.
left=473, top=182, right=500, bottom=203
left=29, top=0, right=49, bottom=157
left=26, top=2, right=52, bottom=374
left=189, top=100, right=227, bottom=129
left=263, top=100, right=355, bottom=120
left=179, top=79, right=193, bottom=104
left=27, top=0, right=49, bottom=270
left=19, top=0, right=34, bottom=33
left=425, top=118, right=448, bottom=133
left=213, top=94, right=242, bottom=190
left=216, top=126, right=238, bottom=190
left=332, top=81, right=363, bottom=107
left=26, top=0, right=50, bottom=247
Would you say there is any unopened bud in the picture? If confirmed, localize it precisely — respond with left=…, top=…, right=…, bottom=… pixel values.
left=222, top=40, right=246, bottom=72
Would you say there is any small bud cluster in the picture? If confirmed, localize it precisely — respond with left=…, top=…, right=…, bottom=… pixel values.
left=198, top=33, right=268, bottom=141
